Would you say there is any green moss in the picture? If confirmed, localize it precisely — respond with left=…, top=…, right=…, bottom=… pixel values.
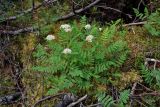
left=125, top=26, right=160, bottom=69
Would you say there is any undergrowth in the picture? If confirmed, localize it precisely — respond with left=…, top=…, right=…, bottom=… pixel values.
left=97, top=89, right=130, bottom=107
left=32, top=17, right=129, bottom=96
left=141, top=65, right=160, bottom=90
left=134, top=8, right=160, bottom=36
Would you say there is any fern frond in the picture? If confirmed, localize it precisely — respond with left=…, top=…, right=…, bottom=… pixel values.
left=90, top=25, right=99, bottom=36
left=80, top=16, right=87, bottom=27
left=151, top=69, right=160, bottom=86
left=141, top=65, right=153, bottom=85
left=106, top=40, right=126, bottom=53
left=115, top=51, right=128, bottom=66
left=101, top=26, right=115, bottom=42
left=95, top=61, right=114, bottom=73
left=97, top=93, right=115, bottom=107
left=33, top=44, right=47, bottom=58
left=119, top=89, right=130, bottom=105
left=101, top=19, right=121, bottom=42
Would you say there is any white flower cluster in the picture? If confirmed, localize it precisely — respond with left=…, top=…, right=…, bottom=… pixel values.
left=85, top=35, right=94, bottom=42
left=85, top=24, right=91, bottom=30
left=99, top=28, right=102, bottom=31
left=59, top=24, right=99, bottom=55
left=46, top=34, right=55, bottom=40
left=60, top=24, right=72, bottom=32
left=62, top=48, right=72, bottom=54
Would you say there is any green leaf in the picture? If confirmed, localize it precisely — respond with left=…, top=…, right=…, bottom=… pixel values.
left=119, top=89, right=130, bottom=104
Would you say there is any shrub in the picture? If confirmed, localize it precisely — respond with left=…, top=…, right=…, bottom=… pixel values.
left=32, top=17, right=129, bottom=95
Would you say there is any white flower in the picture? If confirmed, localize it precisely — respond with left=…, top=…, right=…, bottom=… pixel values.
left=62, top=48, right=72, bottom=54
left=60, top=24, right=71, bottom=29
left=46, top=34, right=55, bottom=40
left=85, top=35, right=94, bottom=42
left=60, top=24, right=72, bottom=32
left=64, top=28, right=72, bottom=32
left=99, top=28, right=102, bottom=31
left=85, top=24, right=91, bottom=30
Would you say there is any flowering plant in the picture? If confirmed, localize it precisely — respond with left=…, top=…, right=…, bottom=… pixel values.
left=46, top=34, right=55, bottom=40
left=60, top=24, right=72, bottom=32
left=33, top=17, right=128, bottom=94
left=85, top=24, right=91, bottom=30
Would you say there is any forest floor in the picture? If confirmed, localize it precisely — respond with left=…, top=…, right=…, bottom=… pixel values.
left=1, top=25, right=160, bottom=107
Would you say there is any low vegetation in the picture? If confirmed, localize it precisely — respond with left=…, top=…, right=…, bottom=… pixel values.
left=0, top=0, right=160, bottom=107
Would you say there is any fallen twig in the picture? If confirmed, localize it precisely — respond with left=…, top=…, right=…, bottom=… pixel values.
left=145, top=58, right=160, bottom=70
left=97, top=5, right=132, bottom=19
left=130, top=82, right=137, bottom=107
left=111, top=86, right=119, bottom=101
left=67, top=94, right=88, bottom=107
left=0, top=86, right=18, bottom=90
left=122, top=21, right=146, bottom=27
left=136, top=83, right=154, bottom=92
left=56, top=0, right=101, bottom=21
left=0, top=0, right=57, bottom=23
left=32, top=93, right=65, bottom=107
left=145, top=58, right=160, bottom=63
left=86, top=103, right=102, bottom=107
left=0, top=27, right=38, bottom=35
left=130, top=83, right=137, bottom=96
left=133, top=92, right=160, bottom=97
left=134, top=99, right=147, bottom=107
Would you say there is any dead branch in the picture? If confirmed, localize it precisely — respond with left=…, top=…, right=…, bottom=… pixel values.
left=110, top=86, right=119, bottom=101
left=145, top=58, right=160, bottom=70
left=138, top=0, right=145, bottom=10
left=32, top=93, right=65, bottom=107
left=129, top=82, right=160, bottom=106
left=130, top=83, right=137, bottom=96
left=0, top=27, right=38, bottom=35
left=0, top=0, right=57, bottom=23
left=130, top=82, right=137, bottom=107
left=136, top=83, right=154, bottom=92
left=130, top=83, right=160, bottom=99
left=122, top=21, right=147, bottom=27
left=145, top=58, right=160, bottom=63
left=67, top=94, right=88, bottom=107
left=56, top=0, right=101, bottom=21
left=86, top=103, right=102, bottom=107
left=96, top=5, right=132, bottom=19
left=133, top=92, right=160, bottom=97
left=0, top=86, right=18, bottom=90
left=134, top=99, right=147, bottom=107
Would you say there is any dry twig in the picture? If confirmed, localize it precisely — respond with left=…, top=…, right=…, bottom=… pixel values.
left=67, top=94, right=88, bottom=107
left=130, top=82, right=137, bottom=107
left=0, top=0, right=57, bottom=23
left=32, top=93, right=65, bottom=107
left=86, top=103, right=102, bottom=107
left=97, top=5, right=132, bottom=19
left=122, top=21, right=146, bottom=27
left=56, top=0, right=101, bottom=21
left=0, top=27, right=38, bottom=35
